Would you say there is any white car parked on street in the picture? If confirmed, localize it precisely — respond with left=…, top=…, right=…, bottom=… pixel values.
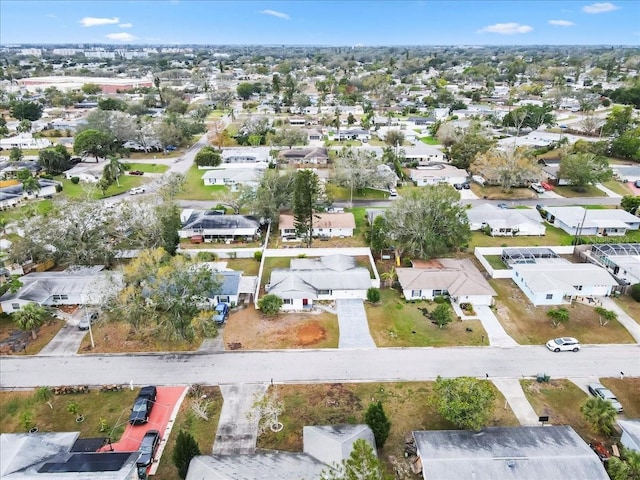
left=546, top=337, right=581, bottom=352
left=129, top=187, right=146, bottom=195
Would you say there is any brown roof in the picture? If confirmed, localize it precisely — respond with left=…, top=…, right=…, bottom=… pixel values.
left=279, top=212, right=356, bottom=230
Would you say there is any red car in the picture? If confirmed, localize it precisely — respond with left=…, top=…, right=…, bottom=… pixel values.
left=540, top=182, right=553, bottom=191
left=129, top=170, right=144, bottom=176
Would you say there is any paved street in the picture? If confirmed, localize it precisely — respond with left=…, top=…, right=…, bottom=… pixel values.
left=1, top=345, right=638, bottom=389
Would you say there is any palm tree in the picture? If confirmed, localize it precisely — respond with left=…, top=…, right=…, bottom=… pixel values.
left=21, top=175, right=40, bottom=196
left=380, top=268, right=397, bottom=289
left=546, top=307, right=569, bottom=328
left=607, top=448, right=640, bottom=480
left=103, top=156, right=125, bottom=187
left=580, top=397, right=617, bottom=436
left=594, top=306, right=617, bottom=327
left=13, top=303, right=49, bottom=340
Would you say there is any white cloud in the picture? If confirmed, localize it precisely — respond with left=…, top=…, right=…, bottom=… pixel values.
left=119, top=23, right=133, bottom=28
left=477, top=22, right=533, bottom=34
left=548, top=19, right=575, bottom=26
left=259, top=9, right=290, bottom=20
left=105, top=32, right=137, bottom=41
left=79, top=16, right=119, bottom=27
left=582, top=2, right=620, bottom=13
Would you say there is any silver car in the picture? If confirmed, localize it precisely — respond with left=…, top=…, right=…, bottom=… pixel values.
left=588, top=382, right=623, bottom=413
left=78, top=310, right=99, bottom=330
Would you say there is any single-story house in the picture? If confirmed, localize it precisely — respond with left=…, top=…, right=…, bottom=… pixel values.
left=279, top=212, right=356, bottom=241
left=467, top=204, right=546, bottom=236
left=288, top=117, right=307, bottom=126
left=0, top=432, right=139, bottom=480
left=403, top=145, right=446, bottom=165
left=511, top=262, right=618, bottom=306
left=412, top=426, right=609, bottom=480
left=545, top=206, right=640, bottom=237
left=267, top=255, right=373, bottom=311
left=538, top=160, right=570, bottom=186
left=277, top=147, right=329, bottom=166
left=179, top=209, right=262, bottom=243
left=0, top=179, right=59, bottom=210
left=305, top=128, right=323, bottom=141
left=588, top=243, right=640, bottom=286
left=201, top=164, right=267, bottom=188
left=0, top=133, right=52, bottom=150
left=64, top=163, right=104, bottom=182
left=0, top=160, right=41, bottom=177
left=335, top=129, right=370, bottom=142
left=186, top=424, right=375, bottom=480
left=396, top=258, right=497, bottom=306
left=407, top=116, right=436, bottom=126
left=220, top=147, right=270, bottom=164
left=409, top=165, right=468, bottom=187
left=0, top=266, right=120, bottom=314
left=618, top=419, right=640, bottom=452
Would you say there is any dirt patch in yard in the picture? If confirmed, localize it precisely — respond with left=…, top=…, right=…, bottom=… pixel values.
left=223, top=305, right=338, bottom=349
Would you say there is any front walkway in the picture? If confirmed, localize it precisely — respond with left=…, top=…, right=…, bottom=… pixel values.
left=491, top=378, right=540, bottom=426
left=473, top=305, right=519, bottom=348
left=595, top=183, right=622, bottom=198
left=335, top=299, right=376, bottom=349
left=213, top=383, right=268, bottom=455
left=599, top=297, right=640, bottom=343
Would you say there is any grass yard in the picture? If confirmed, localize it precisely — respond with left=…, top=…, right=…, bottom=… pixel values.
left=419, top=136, right=441, bottom=145
left=553, top=185, right=606, bottom=198
left=257, top=382, right=518, bottom=472
left=176, top=164, right=228, bottom=200
left=347, top=206, right=370, bottom=234
left=470, top=184, right=538, bottom=200
left=490, top=279, right=635, bottom=345
left=122, top=162, right=169, bottom=173
left=325, top=140, right=363, bottom=147
left=366, top=289, right=489, bottom=347
left=484, top=255, right=507, bottom=270
left=521, top=379, right=606, bottom=443
left=468, top=224, right=573, bottom=249
left=602, top=180, right=633, bottom=196
left=223, top=258, right=261, bottom=276
left=127, top=150, right=181, bottom=160
left=600, top=378, right=640, bottom=418
left=325, top=184, right=390, bottom=201
left=260, top=256, right=291, bottom=289
left=224, top=305, right=339, bottom=349
left=613, top=295, right=640, bottom=325
left=0, top=388, right=138, bottom=441
left=58, top=176, right=145, bottom=199
left=154, top=386, right=222, bottom=480
left=78, top=321, right=206, bottom=354
left=0, top=315, right=64, bottom=355
left=0, top=198, right=54, bottom=223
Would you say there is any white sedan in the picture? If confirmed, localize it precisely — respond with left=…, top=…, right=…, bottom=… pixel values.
left=546, top=337, right=581, bottom=352
left=129, top=187, right=146, bottom=195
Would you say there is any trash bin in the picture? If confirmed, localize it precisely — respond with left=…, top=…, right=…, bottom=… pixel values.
left=536, top=373, right=550, bottom=383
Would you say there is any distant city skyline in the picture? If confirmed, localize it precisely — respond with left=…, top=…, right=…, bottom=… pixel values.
left=1, top=0, right=638, bottom=46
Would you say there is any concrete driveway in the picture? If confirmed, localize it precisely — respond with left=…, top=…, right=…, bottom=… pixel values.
left=38, top=309, right=88, bottom=356
left=474, top=305, right=518, bottom=348
left=335, top=299, right=376, bottom=349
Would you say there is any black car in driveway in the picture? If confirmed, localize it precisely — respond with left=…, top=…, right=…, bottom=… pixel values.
left=129, top=386, right=157, bottom=425
left=136, top=429, right=161, bottom=471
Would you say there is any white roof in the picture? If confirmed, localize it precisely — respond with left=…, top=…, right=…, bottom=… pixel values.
left=512, top=263, right=617, bottom=294
left=545, top=206, right=640, bottom=229
left=467, top=204, right=544, bottom=228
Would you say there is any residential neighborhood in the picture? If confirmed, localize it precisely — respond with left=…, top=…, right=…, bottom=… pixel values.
left=1, top=2, right=640, bottom=479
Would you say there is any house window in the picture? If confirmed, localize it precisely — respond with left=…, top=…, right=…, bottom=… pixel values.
left=12, top=303, right=20, bottom=310
left=433, top=290, right=449, bottom=296
left=283, top=299, right=292, bottom=305
left=52, top=294, right=69, bottom=301
left=218, top=296, right=230, bottom=303
left=411, top=290, right=421, bottom=298
left=317, top=289, right=332, bottom=295
left=545, top=294, right=553, bottom=300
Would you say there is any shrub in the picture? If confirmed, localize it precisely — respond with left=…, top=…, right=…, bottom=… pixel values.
left=55, top=184, right=63, bottom=192
left=70, top=176, right=80, bottom=184
left=364, top=401, right=391, bottom=448
left=433, top=295, right=448, bottom=304
left=19, top=411, right=35, bottom=430
left=173, top=430, right=201, bottom=479
left=367, top=287, right=381, bottom=303
left=254, top=251, right=263, bottom=262
left=631, top=284, right=640, bottom=302
left=258, top=294, right=283, bottom=315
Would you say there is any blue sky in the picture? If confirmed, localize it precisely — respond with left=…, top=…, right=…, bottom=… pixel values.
left=1, top=1, right=638, bottom=45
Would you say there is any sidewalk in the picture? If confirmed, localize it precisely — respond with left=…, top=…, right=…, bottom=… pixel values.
left=473, top=305, right=519, bottom=348
left=595, top=183, right=622, bottom=198
left=599, top=297, right=640, bottom=343
left=491, top=378, right=540, bottom=426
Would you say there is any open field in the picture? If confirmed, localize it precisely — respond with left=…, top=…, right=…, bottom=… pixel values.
left=490, top=279, right=635, bottom=345
left=257, top=382, right=518, bottom=470
left=223, top=305, right=338, bottom=349
left=366, top=289, right=488, bottom=347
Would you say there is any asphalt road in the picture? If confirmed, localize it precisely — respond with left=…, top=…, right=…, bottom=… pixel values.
left=2, top=345, right=638, bottom=389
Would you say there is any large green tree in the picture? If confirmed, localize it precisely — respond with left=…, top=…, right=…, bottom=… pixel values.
left=449, top=132, right=494, bottom=169
left=607, top=448, right=640, bottom=480
left=558, top=153, right=612, bottom=192
left=384, top=185, right=470, bottom=260
left=73, top=129, right=115, bottom=162
left=603, top=105, right=636, bottom=137
left=621, top=195, right=640, bottom=215
left=251, top=170, right=295, bottom=223
left=10, top=100, right=43, bottom=121
left=13, top=303, right=50, bottom=339
left=432, top=376, right=496, bottom=431
left=321, top=439, right=392, bottom=480
left=38, top=144, right=71, bottom=175
left=194, top=146, right=222, bottom=167
left=292, top=170, right=320, bottom=247
left=364, top=401, right=391, bottom=448
left=102, top=156, right=126, bottom=187
left=502, top=104, right=555, bottom=133
left=172, top=430, right=201, bottom=479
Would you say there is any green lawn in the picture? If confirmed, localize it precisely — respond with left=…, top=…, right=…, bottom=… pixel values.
left=59, top=176, right=145, bottom=199
left=223, top=258, right=261, bottom=276
left=469, top=224, right=574, bottom=249
left=325, top=184, right=390, bottom=201
left=0, top=199, right=54, bottom=223
left=365, top=289, right=489, bottom=347
left=325, top=140, right=363, bottom=147
left=260, top=257, right=291, bottom=288
left=122, top=162, right=169, bottom=173
left=176, top=164, right=228, bottom=200
left=602, top=180, right=633, bottom=196
left=553, top=185, right=606, bottom=198
left=419, top=136, right=441, bottom=145
left=484, top=255, right=507, bottom=269
left=346, top=206, right=369, bottom=234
